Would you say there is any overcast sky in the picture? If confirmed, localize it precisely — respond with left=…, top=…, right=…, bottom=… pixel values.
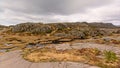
left=0, top=0, right=120, bottom=25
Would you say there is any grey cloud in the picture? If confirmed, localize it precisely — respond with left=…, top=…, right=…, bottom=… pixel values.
left=0, top=0, right=119, bottom=25
left=0, top=8, right=4, bottom=12
left=0, top=0, right=113, bottom=15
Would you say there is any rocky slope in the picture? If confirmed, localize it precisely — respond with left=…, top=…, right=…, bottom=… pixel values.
left=9, top=22, right=118, bottom=38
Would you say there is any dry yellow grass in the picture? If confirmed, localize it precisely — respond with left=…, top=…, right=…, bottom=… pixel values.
left=0, top=32, right=61, bottom=48
left=23, top=48, right=100, bottom=62
left=0, top=32, right=42, bottom=49
left=25, top=52, right=85, bottom=62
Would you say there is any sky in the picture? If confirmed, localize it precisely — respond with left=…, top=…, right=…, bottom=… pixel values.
left=0, top=0, right=120, bottom=25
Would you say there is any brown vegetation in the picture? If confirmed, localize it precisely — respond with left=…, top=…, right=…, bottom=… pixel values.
left=22, top=48, right=100, bottom=63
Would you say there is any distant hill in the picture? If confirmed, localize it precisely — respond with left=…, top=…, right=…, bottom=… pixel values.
left=88, top=22, right=117, bottom=28
left=0, top=25, right=7, bottom=28
left=0, top=22, right=118, bottom=29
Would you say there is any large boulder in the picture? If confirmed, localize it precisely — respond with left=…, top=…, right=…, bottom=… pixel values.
left=69, top=30, right=86, bottom=39
left=31, top=25, right=53, bottom=34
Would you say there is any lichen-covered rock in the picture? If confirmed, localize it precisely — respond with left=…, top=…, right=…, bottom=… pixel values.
left=12, top=23, right=43, bottom=32
left=69, top=30, right=86, bottom=39
left=31, top=25, right=53, bottom=34
left=11, top=22, right=116, bottom=39
left=11, top=23, right=53, bottom=34
left=54, top=33, right=70, bottom=38
left=49, top=23, right=68, bottom=30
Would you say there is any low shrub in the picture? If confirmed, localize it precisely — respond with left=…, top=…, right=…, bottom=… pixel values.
left=104, top=51, right=118, bottom=63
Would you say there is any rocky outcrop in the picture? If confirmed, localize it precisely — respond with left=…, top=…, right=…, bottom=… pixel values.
left=0, top=25, right=8, bottom=30
left=9, top=22, right=117, bottom=42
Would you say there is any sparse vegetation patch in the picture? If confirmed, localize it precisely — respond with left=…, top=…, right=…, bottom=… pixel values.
left=22, top=48, right=101, bottom=63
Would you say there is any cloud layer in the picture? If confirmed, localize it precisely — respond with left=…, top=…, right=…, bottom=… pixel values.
left=0, top=0, right=120, bottom=25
